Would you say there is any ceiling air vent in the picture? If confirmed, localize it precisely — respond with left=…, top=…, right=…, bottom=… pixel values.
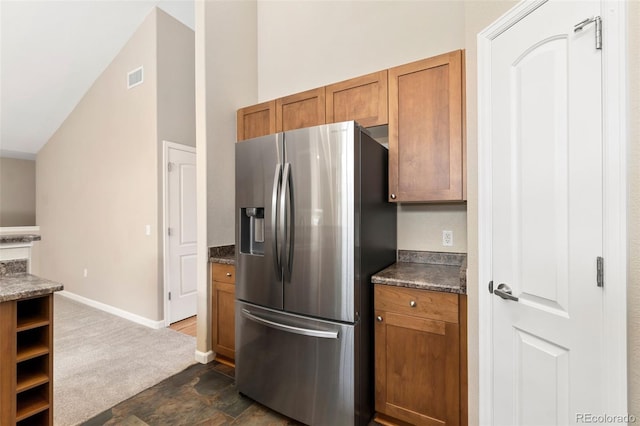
left=127, top=66, right=144, bottom=89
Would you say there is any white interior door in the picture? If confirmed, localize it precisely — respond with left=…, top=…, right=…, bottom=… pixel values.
left=490, top=1, right=604, bottom=424
left=166, top=143, right=197, bottom=324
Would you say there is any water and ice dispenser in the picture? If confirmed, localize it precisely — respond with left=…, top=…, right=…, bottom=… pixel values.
left=240, top=207, right=265, bottom=255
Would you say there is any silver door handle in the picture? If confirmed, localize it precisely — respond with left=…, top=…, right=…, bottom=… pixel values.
left=271, top=164, right=282, bottom=279
left=280, top=162, right=294, bottom=275
left=241, top=309, right=339, bottom=339
left=494, top=283, right=518, bottom=302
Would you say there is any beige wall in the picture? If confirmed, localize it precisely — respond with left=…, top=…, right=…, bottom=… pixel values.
left=256, top=0, right=467, bottom=253
left=37, top=8, right=194, bottom=322
left=156, top=8, right=196, bottom=316
left=628, top=0, right=639, bottom=416
left=198, top=0, right=257, bottom=354
left=0, top=157, right=36, bottom=226
left=204, top=1, right=257, bottom=248
left=157, top=9, right=196, bottom=148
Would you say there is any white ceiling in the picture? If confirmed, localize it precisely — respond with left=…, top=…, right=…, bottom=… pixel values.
left=0, top=0, right=195, bottom=160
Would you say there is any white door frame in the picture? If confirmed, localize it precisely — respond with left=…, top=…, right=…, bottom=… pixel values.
left=477, top=1, right=628, bottom=423
left=162, top=140, right=197, bottom=327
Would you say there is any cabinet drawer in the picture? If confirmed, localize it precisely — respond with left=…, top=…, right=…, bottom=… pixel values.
left=212, top=264, right=235, bottom=284
left=374, top=285, right=458, bottom=323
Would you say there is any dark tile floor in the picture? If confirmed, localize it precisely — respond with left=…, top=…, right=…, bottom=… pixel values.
left=81, top=361, right=302, bottom=425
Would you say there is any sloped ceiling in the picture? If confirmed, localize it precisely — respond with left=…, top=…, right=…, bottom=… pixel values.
left=0, top=0, right=194, bottom=159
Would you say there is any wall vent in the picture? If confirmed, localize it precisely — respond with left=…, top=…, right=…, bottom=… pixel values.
left=127, top=66, right=144, bottom=89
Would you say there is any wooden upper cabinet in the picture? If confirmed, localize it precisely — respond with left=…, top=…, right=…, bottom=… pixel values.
left=325, top=70, right=388, bottom=127
left=388, top=50, right=465, bottom=202
left=276, top=87, right=326, bottom=132
left=237, top=100, right=276, bottom=142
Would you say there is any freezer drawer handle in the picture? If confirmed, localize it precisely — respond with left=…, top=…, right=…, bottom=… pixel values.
left=241, top=309, right=339, bottom=339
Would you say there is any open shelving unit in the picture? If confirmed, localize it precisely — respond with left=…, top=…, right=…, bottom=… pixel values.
left=0, top=294, right=53, bottom=426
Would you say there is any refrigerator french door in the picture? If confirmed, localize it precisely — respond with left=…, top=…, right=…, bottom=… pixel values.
left=235, top=121, right=396, bottom=426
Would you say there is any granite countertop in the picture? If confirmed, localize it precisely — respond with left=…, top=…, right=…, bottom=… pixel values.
left=372, top=250, right=467, bottom=294
left=0, top=273, right=63, bottom=302
left=209, top=245, right=235, bottom=265
left=0, top=234, right=41, bottom=244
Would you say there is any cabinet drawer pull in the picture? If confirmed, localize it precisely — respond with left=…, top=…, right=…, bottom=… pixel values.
left=410, top=300, right=416, bottom=307
left=376, top=316, right=383, bottom=322
left=390, top=193, right=397, bottom=200
left=226, top=272, right=232, bottom=277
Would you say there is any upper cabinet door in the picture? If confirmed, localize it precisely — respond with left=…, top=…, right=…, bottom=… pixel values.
left=276, top=87, right=326, bottom=132
left=325, top=70, right=388, bottom=127
left=388, top=50, right=465, bottom=202
left=237, top=100, right=276, bottom=142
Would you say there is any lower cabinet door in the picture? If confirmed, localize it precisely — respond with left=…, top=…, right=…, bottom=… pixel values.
left=375, top=310, right=460, bottom=425
left=212, top=280, right=235, bottom=359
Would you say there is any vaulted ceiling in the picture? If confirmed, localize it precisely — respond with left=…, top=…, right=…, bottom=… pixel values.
left=0, top=0, right=194, bottom=159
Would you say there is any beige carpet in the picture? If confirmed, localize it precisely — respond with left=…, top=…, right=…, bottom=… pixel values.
left=53, top=294, right=196, bottom=426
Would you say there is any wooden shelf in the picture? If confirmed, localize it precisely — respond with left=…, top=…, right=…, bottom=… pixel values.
left=17, top=371, right=49, bottom=393
left=16, top=316, right=49, bottom=332
left=17, top=343, right=49, bottom=363
left=2, top=294, right=54, bottom=425
left=16, top=390, right=49, bottom=422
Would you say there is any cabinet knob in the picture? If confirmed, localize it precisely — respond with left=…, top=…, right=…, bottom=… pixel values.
left=226, top=272, right=232, bottom=277
left=390, top=193, right=397, bottom=200
left=376, top=316, right=383, bottom=322
left=410, top=300, right=416, bottom=307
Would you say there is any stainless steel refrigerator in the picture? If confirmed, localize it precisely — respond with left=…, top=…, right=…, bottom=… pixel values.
left=235, top=121, right=396, bottom=425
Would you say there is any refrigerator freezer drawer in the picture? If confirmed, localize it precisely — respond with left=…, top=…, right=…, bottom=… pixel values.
left=236, top=301, right=367, bottom=425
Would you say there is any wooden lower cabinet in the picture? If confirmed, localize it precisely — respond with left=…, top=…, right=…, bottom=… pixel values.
left=211, top=263, right=235, bottom=362
left=375, top=285, right=466, bottom=426
left=0, top=294, right=54, bottom=426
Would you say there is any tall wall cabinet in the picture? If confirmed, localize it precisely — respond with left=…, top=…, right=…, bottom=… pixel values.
left=388, top=50, right=465, bottom=202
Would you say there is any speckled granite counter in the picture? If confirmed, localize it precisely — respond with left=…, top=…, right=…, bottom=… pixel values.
left=0, top=234, right=41, bottom=244
left=372, top=250, right=466, bottom=294
left=209, top=245, right=235, bottom=265
left=0, top=273, right=63, bottom=302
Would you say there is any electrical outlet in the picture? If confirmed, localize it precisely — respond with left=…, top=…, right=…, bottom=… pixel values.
left=442, top=230, right=453, bottom=247
left=83, top=268, right=88, bottom=278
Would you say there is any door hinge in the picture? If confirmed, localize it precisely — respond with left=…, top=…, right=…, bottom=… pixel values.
left=597, top=256, right=604, bottom=287
left=168, top=162, right=175, bottom=172
left=168, top=292, right=172, bottom=301
left=488, top=280, right=494, bottom=294
left=168, top=227, right=173, bottom=236
left=574, top=16, right=602, bottom=50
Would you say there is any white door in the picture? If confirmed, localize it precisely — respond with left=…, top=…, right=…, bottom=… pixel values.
left=166, top=144, right=197, bottom=324
left=490, top=1, right=603, bottom=424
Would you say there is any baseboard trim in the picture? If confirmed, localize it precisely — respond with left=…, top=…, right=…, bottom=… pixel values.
left=57, top=290, right=165, bottom=329
left=195, top=350, right=214, bottom=364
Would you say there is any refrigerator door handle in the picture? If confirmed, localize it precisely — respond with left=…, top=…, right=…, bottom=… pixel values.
left=271, top=164, right=282, bottom=279
left=241, top=309, right=339, bottom=339
left=280, top=162, right=294, bottom=275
